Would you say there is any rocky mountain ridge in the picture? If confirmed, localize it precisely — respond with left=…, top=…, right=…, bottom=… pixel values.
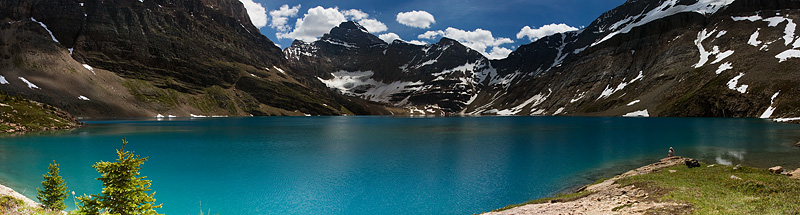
left=0, top=0, right=397, bottom=118
left=3, top=0, right=800, bottom=120
left=293, top=0, right=800, bottom=120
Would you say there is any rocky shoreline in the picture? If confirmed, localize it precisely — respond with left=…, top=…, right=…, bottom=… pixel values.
left=484, top=156, right=691, bottom=214
left=485, top=156, right=800, bottom=215
left=0, top=183, right=41, bottom=209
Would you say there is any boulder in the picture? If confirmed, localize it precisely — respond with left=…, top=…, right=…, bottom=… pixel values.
left=685, top=159, right=701, bottom=168
left=769, top=166, right=784, bottom=174
left=790, top=168, right=800, bottom=180
left=730, top=175, right=742, bottom=180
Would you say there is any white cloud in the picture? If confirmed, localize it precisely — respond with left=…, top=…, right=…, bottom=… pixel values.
left=343, top=9, right=369, bottom=20
left=487, top=47, right=513, bottom=60
left=359, top=19, right=387, bottom=33
left=407, top=40, right=427, bottom=45
left=239, top=0, right=268, bottom=28
left=516, top=23, right=578, bottom=42
left=396, top=10, right=436, bottom=29
left=418, top=27, right=514, bottom=59
left=277, top=6, right=347, bottom=42
left=378, top=33, right=427, bottom=45
left=378, top=33, right=401, bottom=43
left=269, top=4, right=301, bottom=32
left=418, top=31, right=439, bottom=40
left=276, top=7, right=389, bottom=42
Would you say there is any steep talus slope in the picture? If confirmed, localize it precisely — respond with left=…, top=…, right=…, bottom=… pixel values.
left=0, top=0, right=391, bottom=118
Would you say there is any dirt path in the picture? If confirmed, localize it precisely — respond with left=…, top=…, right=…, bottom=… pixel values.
left=484, top=156, right=691, bottom=215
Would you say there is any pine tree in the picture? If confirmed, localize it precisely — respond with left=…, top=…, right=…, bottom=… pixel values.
left=76, top=138, right=162, bottom=215
left=36, top=160, right=68, bottom=211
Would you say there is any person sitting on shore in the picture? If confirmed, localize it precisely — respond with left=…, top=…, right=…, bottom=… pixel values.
left=668, top=147, right=674, bottom=157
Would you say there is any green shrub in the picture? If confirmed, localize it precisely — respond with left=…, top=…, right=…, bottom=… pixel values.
left=36, top=160, right=69, bottom=211
left=75, top=139, right=162, bottom=215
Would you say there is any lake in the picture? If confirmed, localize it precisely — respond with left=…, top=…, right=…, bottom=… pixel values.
left=1, top=116, right=800, bottom=214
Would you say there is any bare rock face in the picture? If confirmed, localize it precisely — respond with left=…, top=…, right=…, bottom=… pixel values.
left=789, top=168, right=800, bottom=179
left=769, top=166, right=784, bottom=174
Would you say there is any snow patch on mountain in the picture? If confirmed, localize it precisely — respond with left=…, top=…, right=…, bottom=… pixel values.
left=570, top=91, right=586, bottom=103
left=693, top=29, right=735, bottom=68
left=716, top=62, right=732, bottom=74
left=273, top=66, right=286, bottom=74
left=321, top=38, right=357, bottom=48
left=18, top=77, right=39, bottom=89
left=82, top=64, right=95, bottom=75
left=593, top=0, right=734, bottom=46
left=623, top=109, right=649, bottom=117
left=496, top=91, right=550, bottom=115
left=762, top=17, right=796, bottom=46
left=31, top=18, right=59, bottom=44
left=553, top=107, right=565, bottom=115
left=0, top=76, right=7, bottom=84
left=760, top=91, right=780, bottom=118
left=78, top=95, right=90, bottom=101
left=747, top=29, right=762, bottom=46
left=726, top=73, right=748, bottom=93
left=627, top=100, right=640, bottom=106
left=776, top=49, right=800, bottom=62
left=597, top=71, right=643, bottom=100
left=318, top=71, right=423, bottom=103
left=732, top=15, right=763, bottom=22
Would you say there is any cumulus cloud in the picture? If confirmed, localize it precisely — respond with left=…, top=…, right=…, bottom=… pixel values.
left=418, top=27, right=514, bottom=59
left=276, top=7, right=388, bottom=42
left=487, top=47, right=513, bottom=60
left=277, top=6, right=346, bottom=42
left=359, top=19, right=387, bottom=33
left=516, top=23, right=578, bottom=42
left=378, top=33, right=427, bottom=45
left=269, top=4, right=301, bottom=32
left=378, top=33, right=402, bottom=43
left=407, top=40, right=427, bottom=45
left=418, top=31, right=439, bottom=40
left=343, top=9, right=369, bottom=20
left=396, top=11, right=436, bottom=29
left=239, top=0, right=268, bottom=28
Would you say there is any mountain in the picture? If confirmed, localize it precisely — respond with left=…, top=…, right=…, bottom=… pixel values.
left=294, top=0, right=800, bottom=120
left=285, top=21, right=501, bottom=114
left=0, top=0, right=394, bottom=118
left=4, top=0, right=800, bottom=120
left=468, top=0, right=800, bottom=118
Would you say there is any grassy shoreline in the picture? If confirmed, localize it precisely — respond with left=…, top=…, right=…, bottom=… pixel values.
left=488, top=157, right=800, bottom=214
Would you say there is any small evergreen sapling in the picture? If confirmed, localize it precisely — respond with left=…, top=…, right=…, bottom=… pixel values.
left=76, top=138, right=162, bottom=215
left=36, top=160, right=69, bottom=211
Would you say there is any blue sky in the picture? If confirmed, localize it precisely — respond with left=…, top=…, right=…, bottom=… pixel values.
left=239, top=0, right=626, bottom=59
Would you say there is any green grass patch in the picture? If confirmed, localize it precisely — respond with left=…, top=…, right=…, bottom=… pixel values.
left=0, top=195, right=61, bottom=215
left=611, top=203, right=633, bottom=211
left=0, top=91, right=77, bottom=132
left=617, top=163, right=800, bottom=214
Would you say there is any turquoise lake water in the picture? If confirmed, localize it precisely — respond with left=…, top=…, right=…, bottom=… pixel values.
left=2, top=116, right=800, bottom=214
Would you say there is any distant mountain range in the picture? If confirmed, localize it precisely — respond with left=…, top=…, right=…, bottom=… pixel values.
left=2, top=0, right=800, bottom=120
